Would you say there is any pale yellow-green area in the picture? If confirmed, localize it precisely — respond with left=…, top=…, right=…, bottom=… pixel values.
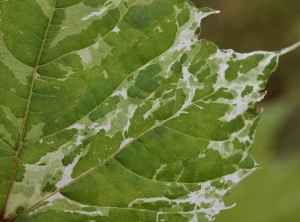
left=35, top=0, right=54, bottom=17
left=48, top=0, right=126, bottom=49
left=0, top=39, right=33, bottom=86
left=1, top=106, right=23, bottom=130
left=0, top=125, right=14, bottom=147
left=24, top=123, right=45, bottom=140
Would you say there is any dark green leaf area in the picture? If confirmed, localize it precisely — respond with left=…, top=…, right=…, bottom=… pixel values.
left=177, top=8, right=190, bottom=27
left=24, top=67, right=104, bottom=139
left=172, top=88, right=187, bottom=114
left=193, top=40, right=218, bottom=62
left=188, top=60, right=206, bottom=75
left=180, top=53, right=188, bottom=64
left=56, top=0, right=82, bottom=8
left=72, top=132, right=124, bottom=178
left=20, top=131, right=77, bottom=165
left=153, top=101, right=175, bottom=121
left=41, top=182, right=56, bottom=193
left=101, top=55, right=131, bottom=89
left=17, top=208, right=158, bottom=222
left=241, top=85, right=254, bottom=97
left=83, top=0, right=107, bottom=8
left=258, top=56, right=278, bottom=88
left=14, top=166, right=25, bottom=183
left=211, top=180, right=229, bottom=190
left=127, top=86, right=149, bottom=99
left=193, top=74, right=217, bottom=101
left=126, top=102, right=157, bottom=138
left=0, top=65, right=29, bottom=142
left=132, top=200, right=196, bottom=214
left=225, top=54, right=264, bottom=81
left=135, top=64, right=162, bottom=93
left=124, top=5, right=154, bottom=30
left=16, top=210, right=105, bottom=222
left=41, top=7, right=121, bottom=64
left=239, top=155, right=255, bottom=169
left=62, top=144, right=82, bottom=166
left=132, top=200, right=173, bottom=211
left=0, top=1, right=48, bottom=66
left=0, top=145, right=15, bottom=209
left=15, top=206, right=24, bottom=215
left=121, top=0, right=177, bottom=59
left=115, top=126, right=242, bottom=183
left=61, top=159, right=189, bottom=207
left=204, top=87, right=234, bottom=101
left=164, top=102, right=245, bottom=140
left=178, top=151, right=242, bottom=183
left=171, top=61, right=183, bottom=73
left=0, top=60, right=31, bottom=99
left=37, top=53, right=83, bottom=78
left=116, top=126, right=208, bottom=180
left=158, top=212, right=192, bottom=222
left=34, top=55, right=113, bottom=110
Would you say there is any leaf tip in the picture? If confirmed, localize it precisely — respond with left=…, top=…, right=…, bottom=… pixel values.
left=278, top=41, right=300, bottom=56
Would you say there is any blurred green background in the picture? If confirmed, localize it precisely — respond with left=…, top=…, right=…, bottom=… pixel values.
left=192, top=0, right=300, bottom=221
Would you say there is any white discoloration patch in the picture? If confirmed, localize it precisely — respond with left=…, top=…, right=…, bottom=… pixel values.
left=69, top=124, right=86, bottom=131
left=78, top=48, right=92, bottom=64
left=89, top=120, right=112, bottom=134
left=159, top=56, right=165, bottom=61
left=143, top=98, right=160, bottom=120
left=10, top=88, right=17, bottom=93
left=81, top=7, right=107, bottom=21
left=103, top=70, right=109, bottom=79
left=56, top=154, right=81, bottom=188
left=29, top=192, right=110, bottom=217
left=170, top=27, right=195, bottom=52
left=120, top=138, right=134, bottom=149
left=180, top=67, right=196, bottom=109
left=129, top=169, right=254, bottom=221
left=57, top=65, right=74, bottom=81
left=155, top=26, right=163, bottom=33
left=112, top=88, right=128, bottom=100
left=74, top=135, right=85, bottom=146
left=112, top=26, right=120, bottom=33
left=122, top=104, right=138, bottom=134
left=170, top=10, right=218, bottom=53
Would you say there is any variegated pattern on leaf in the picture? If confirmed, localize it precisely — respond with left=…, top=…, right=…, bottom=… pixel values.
left=0, top=0, right=291, bottom=221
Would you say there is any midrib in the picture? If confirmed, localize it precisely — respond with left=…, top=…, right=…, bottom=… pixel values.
left=0, top=1, right=58, bottom=221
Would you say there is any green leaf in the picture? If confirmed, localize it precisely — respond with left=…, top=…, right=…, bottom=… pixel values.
left=0, top=0, right=296, bottom=221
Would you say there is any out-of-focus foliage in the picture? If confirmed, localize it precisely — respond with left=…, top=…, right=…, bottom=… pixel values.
left=192, top=0, right=300, bottom=221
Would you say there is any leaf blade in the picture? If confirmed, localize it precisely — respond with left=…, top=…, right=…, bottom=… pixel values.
left=0, top=0, right=285, bottom=221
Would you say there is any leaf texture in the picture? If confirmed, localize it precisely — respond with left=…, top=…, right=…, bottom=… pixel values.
left=0, top=0, right=280, bottom=221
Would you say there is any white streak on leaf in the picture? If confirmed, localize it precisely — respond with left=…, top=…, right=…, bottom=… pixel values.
left=81, top=8, right=107, bottom=21
left=74, top=135, right=85, bottom=146
left=89, top=120, right=112, bottom=134
left=129, top=169, right=254, bottom=221
left=120, top=138, right=134, bottom=149
left=56, top=154, right=81, bottom=188
left=69, top=124, right=86, bottom=131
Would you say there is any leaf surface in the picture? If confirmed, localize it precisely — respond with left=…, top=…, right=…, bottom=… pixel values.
left=0, top=0, right=281, bottom=221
